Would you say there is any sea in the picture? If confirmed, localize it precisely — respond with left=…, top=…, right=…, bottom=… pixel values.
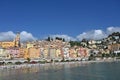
left=0, top=61, right=120, bottom=80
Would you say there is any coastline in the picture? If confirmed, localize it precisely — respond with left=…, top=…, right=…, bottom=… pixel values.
left=0, top=59, right=119, bottom=70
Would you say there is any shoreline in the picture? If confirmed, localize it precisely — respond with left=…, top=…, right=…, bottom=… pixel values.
left=0, top=59, right=119, bottom=70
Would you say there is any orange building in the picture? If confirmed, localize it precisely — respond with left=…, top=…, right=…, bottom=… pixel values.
left=23, top=48, right=29, bottom=59
left=108, top=43, right=120, bottom=52
left=27, top=47, right=40, bottom=59
left=69, top=48, right=77, bottom=58
left=19, top=48, right=27, bottom=58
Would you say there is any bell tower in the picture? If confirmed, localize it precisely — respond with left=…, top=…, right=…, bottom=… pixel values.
left=14, top=32, right=21, bottom=47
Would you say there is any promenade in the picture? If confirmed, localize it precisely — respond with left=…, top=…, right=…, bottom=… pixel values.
left=0, top=58, right=119, bottom=70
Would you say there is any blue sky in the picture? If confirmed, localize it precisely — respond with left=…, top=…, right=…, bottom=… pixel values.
left=0, top=0, right=120, bottom=41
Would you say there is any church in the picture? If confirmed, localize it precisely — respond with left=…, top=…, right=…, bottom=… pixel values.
left=0, top=33, right=21, bottom=48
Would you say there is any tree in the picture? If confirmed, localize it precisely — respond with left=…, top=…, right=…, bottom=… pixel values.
left=63, top=38, right=65, bottom=42
left=46, top=37, right=51, bottom=41
left=55, top=37, right=62, bottom=40
left=102, top=53, right=105, bottom=58
left=89, top=54, right=95, bottom=60
left=69, top=41, right=81, bottom=47
left=27, top=58, right=31, bottom=63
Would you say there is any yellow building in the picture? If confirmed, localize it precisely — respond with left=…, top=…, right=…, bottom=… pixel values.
left=56, top=49, right=61, bottom=58
left=43, top=48, right=49, bottom=58
left=26, top=43, right=34, bottom=49
left=0, top=42, right=15, bottom=48
left=0, top=48, right=10, bottom=59
left=0, top=33, right=20, bottom=48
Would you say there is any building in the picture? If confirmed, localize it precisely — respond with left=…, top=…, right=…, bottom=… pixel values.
left=43, top=48, right=49, bottom=59
left=0, top=48, right=10, bottom=59
left=77, top=47, right=88, bottom=58
left=0, top=33, right=20, bottom=48
left=27, top=47, right=40, bottom=59
left=69, top=48, right=77, bottom=58
left=108, top=43, right=120, bottom=53
left=63, top=47, right=70, bottom=58
left=19, top=48, right=27, bottom=58
left=27, top=43, right=34, bottom=48
left=56, top=48, right=62, bottom=58
left=6, top=48, right=20, bottom=59
left=49, top=48, right=56, bottom=59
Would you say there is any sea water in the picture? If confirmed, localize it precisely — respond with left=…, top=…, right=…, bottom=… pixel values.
left=0, top=61, right=120, bottom=80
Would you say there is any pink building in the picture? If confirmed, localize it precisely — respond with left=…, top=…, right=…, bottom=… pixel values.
left=78, top=47, right=87, bottom=57
left=7, top=48, right=20, bottom=58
